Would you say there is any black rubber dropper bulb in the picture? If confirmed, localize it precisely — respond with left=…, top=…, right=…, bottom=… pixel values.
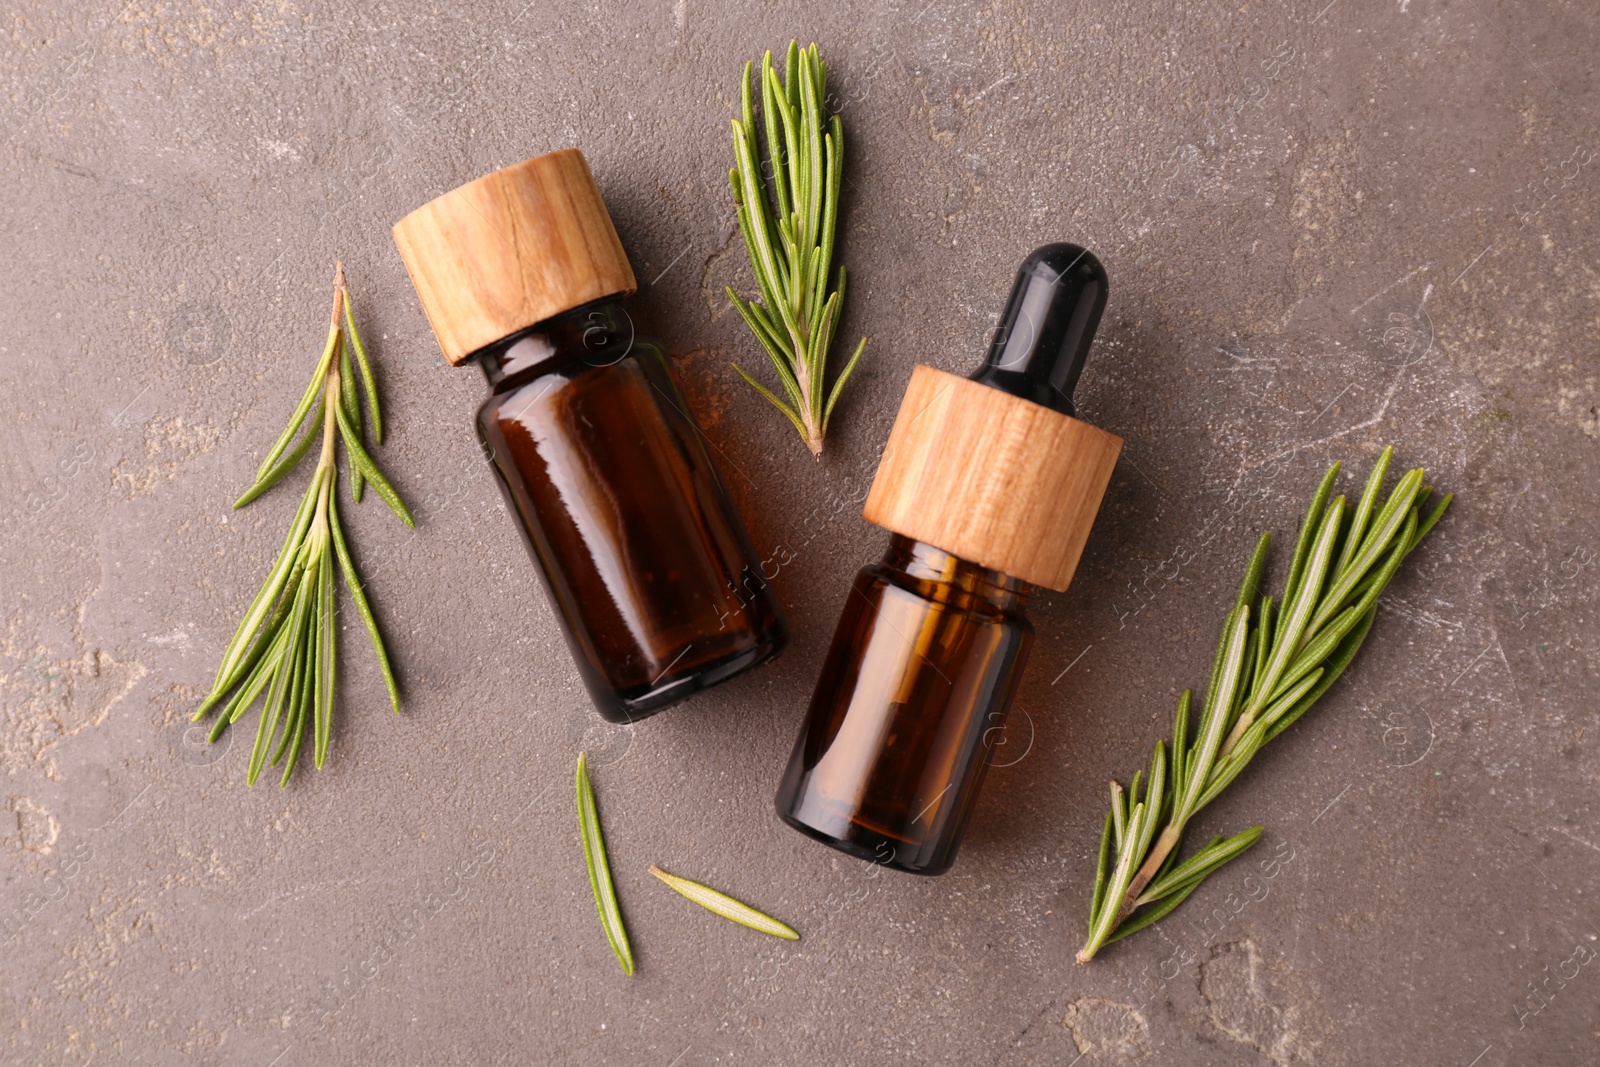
left=968, top=243, right=1109, bottom=418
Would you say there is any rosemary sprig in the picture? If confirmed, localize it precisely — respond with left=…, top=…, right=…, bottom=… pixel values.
left=194, top=263, right=412, bottom=786
left=1077, top=449, right=1452, bottom=962
left=649, top=865, right=800, bottom=941
left=577, top=753, right=635, bottom=975
left=727, top=40, right=867, bottom=459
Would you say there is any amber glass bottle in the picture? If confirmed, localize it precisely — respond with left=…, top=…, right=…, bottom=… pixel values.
left=777, top=245, right=1122, bottom=874
left=394, top=150, right=786, bottom=722
left=776, top=536, right=1032, bottom=873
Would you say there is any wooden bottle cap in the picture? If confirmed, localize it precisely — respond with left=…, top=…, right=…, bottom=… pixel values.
left=862, top=365, right=1122, bottom=592
left=392, top=149, right=637, bottom=365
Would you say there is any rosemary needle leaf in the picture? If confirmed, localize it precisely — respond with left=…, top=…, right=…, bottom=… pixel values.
left=338, top=333, right=366, bottom=503
left=1277, top=462, right=1341, bottom=638
left=822, top=335, right=867, bottom=435
left=335, top=400, right=414, bottom=528
left=1412, top=493, right=1453, bottom=547
left=1109, top=779, right=1127, bottom=848
left=731, top=362, right=808, bottom=438
left=1088, top=810, right=1114, bottom=926
left=329, top=492, right=400, bottom=713
left=313, top=545, right=336, bottom=767
left=1335, top=446, right=1392, bottom=577
left=648, top=866, right=800, bottom=941
left=577, top=753, right=635, bottom=976
left=1235, top=531, right=1272, bottom=612
left=1077, top=451, right=1451, bottom=962
left=234, top=404, right=325, bottom=510
left=1138, top=826, right=1264, bottom=907
left=337, top=333, right=359, bottom=434
left=256, top=324, right=339, bottom=481
left=1169, top=690, right=1192, bottom=803
left=343, top=293, right=382, bottom=444
left=208, top=469, right=322, bottom=696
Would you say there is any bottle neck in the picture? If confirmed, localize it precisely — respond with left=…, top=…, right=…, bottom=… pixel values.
left=476, top=297, right=634, bottom=389
left=882, top=535, right=1029, bottom=613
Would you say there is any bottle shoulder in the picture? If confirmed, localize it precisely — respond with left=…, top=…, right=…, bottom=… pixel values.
left=475, top=341, right=679, bottom=453
left=475, top=296, right=665, bottom=400
left=477, top=339, right=666, bottom=410
left=860, top=557, right=1031, bottom=625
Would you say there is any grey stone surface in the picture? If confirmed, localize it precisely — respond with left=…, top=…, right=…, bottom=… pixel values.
left=1, top=1, right=1596, bottom=1063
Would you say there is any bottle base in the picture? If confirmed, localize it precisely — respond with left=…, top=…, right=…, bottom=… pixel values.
left=598, top=623, right=789, bottom=724
left=775, top=805, right=952, bottom=877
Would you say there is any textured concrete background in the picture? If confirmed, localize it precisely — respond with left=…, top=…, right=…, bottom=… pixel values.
left=2, top=0, right=1597, bottom=1063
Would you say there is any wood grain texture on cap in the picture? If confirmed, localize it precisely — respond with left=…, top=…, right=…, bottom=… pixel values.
left=392, top=149, right=637, bottom=365
left=863, top=365, right=1122, bottom=591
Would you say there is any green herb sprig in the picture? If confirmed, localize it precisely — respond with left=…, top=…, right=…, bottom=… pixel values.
left=194, top=264, right=412, bottom=786
left=727, top=40, right=866, bottom=459
left=1077, top=449, right=1451, bottom=962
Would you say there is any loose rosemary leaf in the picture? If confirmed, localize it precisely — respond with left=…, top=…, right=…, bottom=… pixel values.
left=577, top=753, right=635, bottom=975
left=649, top=866, right=799, bottom=941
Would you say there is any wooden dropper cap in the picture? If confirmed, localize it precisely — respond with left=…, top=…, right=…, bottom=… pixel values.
left=392, top=149, right=638, bottom=365
left=863, top=245, right=1123, bottom=592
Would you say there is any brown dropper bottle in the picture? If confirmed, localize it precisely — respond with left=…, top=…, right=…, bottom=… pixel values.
left=393, top=150, right=787, bottom=723
left=775, top=244, right=1122, bottom=874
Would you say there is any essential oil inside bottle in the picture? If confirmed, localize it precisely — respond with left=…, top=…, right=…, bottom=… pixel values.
left=473, top=298, right=787, bottom=720
left=776, top=536, right=1032, bottom=874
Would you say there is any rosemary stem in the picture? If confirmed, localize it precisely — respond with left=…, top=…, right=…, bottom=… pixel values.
left=1218, top=709, right=1255, bottom=762
left=309, top=370, right=339, bottom=552
left=331, top=260, right=348, bottom=328
left=1103, top=824, right=1183, bottom=949
left=317, top=363, right=340, bottom=476
left=320, top=269, right=345, bottom=465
